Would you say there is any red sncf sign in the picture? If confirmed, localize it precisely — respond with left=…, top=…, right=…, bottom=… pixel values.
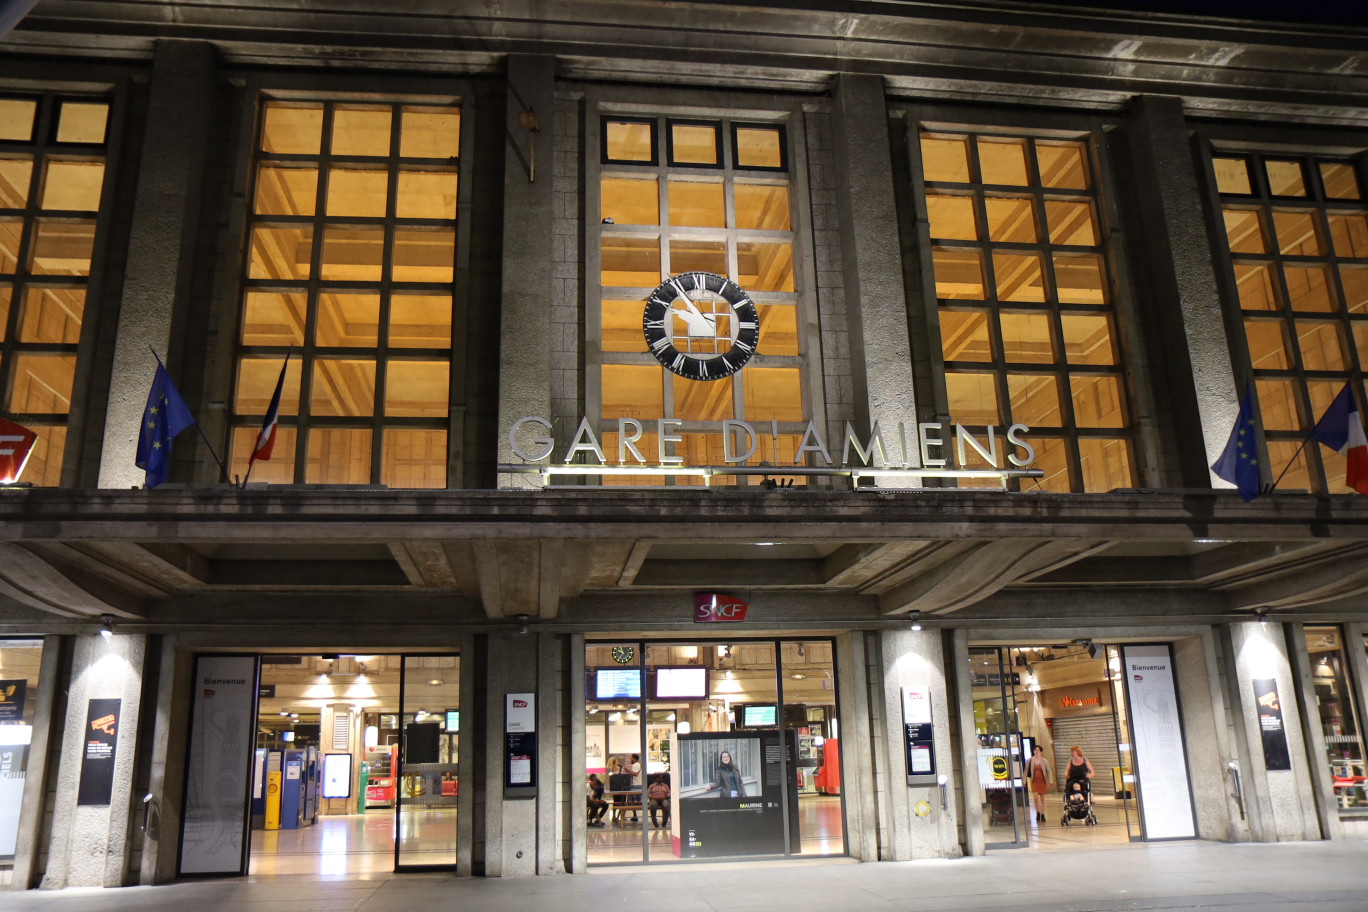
left=695, top=593, right=748, bottom=623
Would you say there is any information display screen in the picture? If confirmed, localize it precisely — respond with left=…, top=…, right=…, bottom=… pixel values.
left=740, top=704, right=776, bottom=727
left=595, top=668, right=642, bottom=700
left=654, top=667, right=709, bottom=699
left=321, top=753, right=352, bottom=799
left=446, top=710, right=459, bottom=732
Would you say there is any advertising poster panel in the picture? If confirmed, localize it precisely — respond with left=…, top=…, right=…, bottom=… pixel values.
left=674, top=731, right=790, bottom=858
left=77, top=699, right=120, bottom=805
left=1121, top=645, right=1196, bottom=839
left=179, top=655, right=258, bottom=875
left=1252, top=678, right=1292, bottom=771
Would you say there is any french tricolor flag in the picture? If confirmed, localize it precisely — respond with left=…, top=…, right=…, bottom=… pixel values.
left=249, top=353, right=290, bottom=471
left=1311, top=383, right=1368, bottom=495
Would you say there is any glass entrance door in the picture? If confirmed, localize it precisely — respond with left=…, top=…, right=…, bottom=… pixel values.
left=395, top=654, right=460, bottom=869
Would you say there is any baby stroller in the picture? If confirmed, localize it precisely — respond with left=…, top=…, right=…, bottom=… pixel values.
left=1060, top=776, right=1098, bottom=826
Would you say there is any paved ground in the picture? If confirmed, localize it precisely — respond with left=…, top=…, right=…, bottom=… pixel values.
left=4, top=840, right=1368, bottom=911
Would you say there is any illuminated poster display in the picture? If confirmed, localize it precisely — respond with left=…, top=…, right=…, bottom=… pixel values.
left=1121, top=644, right=1195, bottom=839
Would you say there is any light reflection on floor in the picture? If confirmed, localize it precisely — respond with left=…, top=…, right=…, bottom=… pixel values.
left=247, top=809, right=458, bottom=875
left=982, top=793, right=1137, bottom=851
left=587, top=794, right=846, bottom=865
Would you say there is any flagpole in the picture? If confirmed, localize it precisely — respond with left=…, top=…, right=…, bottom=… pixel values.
left=1267, top=432, right=1314, bottom=494
left=147, top=344, right=228, bottom=484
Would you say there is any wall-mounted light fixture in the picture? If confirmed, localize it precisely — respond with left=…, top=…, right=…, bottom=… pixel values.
left=98, top=615, right=115, bottom=639
left=909, top=611, right=923, bottom=632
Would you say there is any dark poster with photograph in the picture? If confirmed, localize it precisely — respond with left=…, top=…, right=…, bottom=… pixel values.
left=675, top=731, right=795, bottom=858
left=1252, top=678, right=1291, bottom=772
left=0, top=681, right=26, bottom=722
left=78, top=699, right=120, bottom=806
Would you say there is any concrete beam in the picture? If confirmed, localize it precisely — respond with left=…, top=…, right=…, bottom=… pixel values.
left=0, top=543, right=140, bottom=618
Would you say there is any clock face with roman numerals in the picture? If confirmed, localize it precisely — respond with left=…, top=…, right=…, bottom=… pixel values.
left=643, top=272, right=760, bottom=381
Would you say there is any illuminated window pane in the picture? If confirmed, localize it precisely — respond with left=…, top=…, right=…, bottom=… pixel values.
left=734, top=184, right=790, bottom=230
left=326, top=167, right=388, bottom=218
left=385, top=360, right=448, bottom=417
left=0, top=99, right=36, bottom=141
left=382, top=428, right=446, bottom=488
left=984, top=197, right=1036, bottom=243
left=1273, top=210, right=1322, bottom=256
left=396, top=171, right=457, bottom=220
left=921, top=135, right=970, bottom=183
left=602, top=177, right=659, bottom=226
left=945, top=372, right=999, bottom=423
left=18, top=286, right=83, bottom=343
left=977, top=138, right=1028, bottom=186
left=939, top=309, right=991, bottom=362
left=926, top=194, right=977, bottom=240
left=1265, top=439, right=1307, bottom=491
left=332, top=107, right=391, bottom=157
left=0, top=220, right=19, bottom=273
left=229, top=425, right=296, bottom=484
left=1223, top=208, right=1266, bottom=254
left=1234, top=263, right=1279, bottom=310
left=602, top=298, right=648, bottom=353
left=1054, top=254, right=1107, bottom=305
left=1070, top=375, right=1125, bottom=428
left=55, top=102, right=107, bottom=144
left=1307, top=380, right=1341, bottom=422
left=234, top=357, right=302, bottom=415
left=671, top=239, right=727, bottom=276
left=668, top=180, right=724, bottom=228
left=39, top=160, right=103, bottom=211
left=993, top=253, right=1045, bottom=302
left=605, top=121, right=654, bottom=163
left=671, top=123, right=718, bottom=165
left=1342, top=267, right=1368, bottom=313
left=1265, top=160, right=1306, bottom=197
left=242, top=292, right=306, bottom=346
left=254, top=165, right=317, bottom=216
left=399, top=107, right=460, bottom=159
left=734, top=127, right=782, bottom=169
left=1035, top=141, right=1088, bottom=190
left=305, top=427, right=372, bottom=484
left=1007, top=373, right=1062, bottom=426
left=1078, top=437, right=1132, bottom=491
left=999, top=311, right=1053, bottom=363
left=28, top=221, right=94, bottom=275
left=1244, top=319, right=1289, bottom=370
left=319, top=226, right=383, bottom=282
left=736, top=242, right=794, bottom=292
left=7, top=354, right=75, bottom=413
left=1213, top=157, right=1251, bottom=194
left=1256, top=378, right=1301, bottom=431
left=932, top=249, right=983, bottom=299
left=601, top=236, right=660, bottom=287
left=1354, top=323, right=1368, bottom=366
left=674, top=374, right=734, bottom=421
left=311, top=359, right=376, bottom=416
left=602, top=364, right=662, bottom=419
left=1321, top=162, right=1361, bottom=200
left=0, top=285, right=9, bottom=335
left=1045, top=200, right=1097, bottom=246
left=316, top=293, right=379, bottom=347
left=392, top=228, right=454, bottom=283
left=1060, top=313, right=1114, bottom=365
left=1296, top=320, right=1345, bottom=371
left=1328, top=213, right=1368, bottom=258
left=249, top=225, right=312, bottom=281
left=0, top=158, right=32, bottom=208
left=389, top=294, right=451, bottom=349
left=261, top=103, right=323, bottom=155
left=1030, top=437, right=1071, bottom=492
left=756, top=304, right=798, bottom=356
left=742, top=367, right=802, bottom=422
left=1284, top=265, right=1334, bottom=312
left=16, top=424, right=64, bottom=486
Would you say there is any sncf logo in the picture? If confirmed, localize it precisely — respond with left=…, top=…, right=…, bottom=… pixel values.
left=695, top=593, right=749, bottom=623
left=512, top=699, right=528, bottom=708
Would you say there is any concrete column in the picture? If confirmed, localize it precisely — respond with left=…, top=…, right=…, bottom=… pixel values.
left=1221, top=621, right=1321, bottom=842
left=139, top=637, right=190, bottom=885
left=834, top=631, right=878, bottom=860
left=1127, top=95, right=1238, bottom=487
left=1286, top=624, right=1344, bottom=840
left=830, top=74, right=919, bottom=477
left=950, top=628, right=985, bottom=856
left=876, top=629, right=961, bottom=860
left=1174, top=631, right=1245, bottom=842
left=480, top=631, right=540, bottom=876
left=40, top=633, right=147, bottom=889
left=98, top=41, right=217, bottom=488
left=496, top=55, right=557, bottom=489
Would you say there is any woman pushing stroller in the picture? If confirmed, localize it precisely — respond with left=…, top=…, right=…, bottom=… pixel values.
left=1060, top=745, right=1098, bottom=826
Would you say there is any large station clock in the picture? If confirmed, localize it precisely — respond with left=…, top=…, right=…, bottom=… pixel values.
left=643, top=272, right=760, bottom=381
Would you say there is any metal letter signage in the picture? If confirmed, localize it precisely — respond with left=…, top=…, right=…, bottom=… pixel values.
left=1252, top=678, right=1292, bottom=772
left=695, top=593, right=749, bottom=623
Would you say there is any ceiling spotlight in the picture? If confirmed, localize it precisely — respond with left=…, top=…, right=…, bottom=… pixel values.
left=791, top=673, right=806, bottom=680
left=278, top=710, right=289, bottom=717
left=909, top=611, right=922, bottom=632
left=427, top=679, right=443, bottom=686
left=98, top=615, right=115, bottom=639
left=516, top=614, right=530, bottom=636
left=1255, top=607, right=1270, bottom=625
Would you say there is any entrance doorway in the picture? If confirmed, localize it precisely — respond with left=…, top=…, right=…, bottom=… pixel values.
left=970, top=643, right=1141, bottom=850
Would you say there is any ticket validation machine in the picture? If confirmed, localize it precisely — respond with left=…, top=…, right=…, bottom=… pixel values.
left=264, top=750, right=283, bottom=830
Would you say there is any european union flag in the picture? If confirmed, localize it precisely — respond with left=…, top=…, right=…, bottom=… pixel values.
left=135, top=359, right=197, bottom=489
left=1212, top=385, right=1261, bottom=502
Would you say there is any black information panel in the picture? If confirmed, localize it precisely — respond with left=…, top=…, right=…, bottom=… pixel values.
left=1253, top=678, right=1292, bottom=772
left=504, top=692, right=537, bottom=798
left=0, top=680, right=26, bottom=722
left=675, top=731, right=798, bottom=858
left=902, top=685, right=937, bottom=785
left=78, top=698, right=120, bottom=806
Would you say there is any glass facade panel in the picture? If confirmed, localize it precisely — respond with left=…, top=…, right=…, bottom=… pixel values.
left=0, top=640, right=46, bottom=869
left=734, top=127, right=783, bottom=168
left=310, top=359, right=376, bottom=416
left=673, top=375, right=733, bottom=421
left=999, top=311, right=1053, bottom=363
left=940, top=309, right=992, bottom=362
left=0, top=99, right=36, bottom=141
left=1321, top=162, right=1362, bottom=200
left=326, top=167, right=388, bottom=217
left=670, top=123, right=718, bottom=165
left=668, top=180, right=725, bottom=228
left=1265, top=160, right=1307, bottom=196
left=602, top=177, right=659, bottom=226
left=734, top=184, right=790, bottom=231
left=977, top=137, right=1029, bottom=185
left=261, top=102, right=323, bottom=154
left=255, top=165, right=318, bottom=216
left=7, top=354, right=75, bottom=413
left=932, top=249, right=984, bottom=299
left=984, top=197, right=1037, bottom=243
left=382, top=428, right=447, bottom=489
left=40, top=161, right=103, bottom=211
left=305, top=427, right=372, bottom=484
left=1213, top=157, right=1251, bottom=194
left=921, top=135, right=970, bottom=183
left=1306, top=628, right=1367, bottom=813
left=606, top=120, right=654, bottom=163
left=384, top=360, right=449, bottom=417
left=0, top=158, right=32, bottom=208
left=28, top=221, right=94, bottom=275
left=18, top=287, right=83, bottom=344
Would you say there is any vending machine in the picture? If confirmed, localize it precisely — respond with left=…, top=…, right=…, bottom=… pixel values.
left=363, top=745, right=397, bottom=808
